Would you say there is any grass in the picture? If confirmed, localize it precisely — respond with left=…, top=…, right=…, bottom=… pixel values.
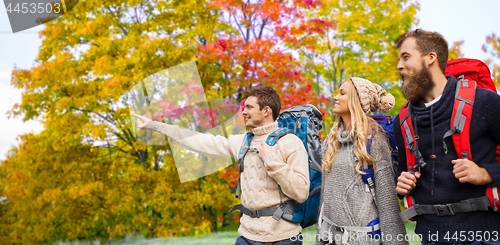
left=56, top=222, right=422, bottom=245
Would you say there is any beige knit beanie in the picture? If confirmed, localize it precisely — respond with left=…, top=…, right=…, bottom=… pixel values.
left=348, top=77, right=395, bottom=114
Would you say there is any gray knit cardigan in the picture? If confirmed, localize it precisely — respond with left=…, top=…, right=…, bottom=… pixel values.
left=316, top=125, right=408, bottom=245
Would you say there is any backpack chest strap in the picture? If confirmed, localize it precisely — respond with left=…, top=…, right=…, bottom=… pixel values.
left=400, top=196, right=490, bottom=221
left=229, top=201, right=297, bottom=221
left=321, top=213, right=380, bottom=244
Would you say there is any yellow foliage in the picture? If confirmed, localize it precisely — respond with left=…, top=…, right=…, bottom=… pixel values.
left=0, top=0, right=422, bottom=243
left=449, top=41, right=465, bottom=60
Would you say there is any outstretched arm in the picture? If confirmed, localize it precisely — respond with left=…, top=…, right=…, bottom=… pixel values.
left=131, top=113, right=240, bottom=159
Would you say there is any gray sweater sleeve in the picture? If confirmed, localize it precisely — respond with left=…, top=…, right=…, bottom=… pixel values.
left=316, top=140, right=327, bottom=245
left=315, top=166, right=327, bottom=245
left=371, top=134, right=408, bottom=244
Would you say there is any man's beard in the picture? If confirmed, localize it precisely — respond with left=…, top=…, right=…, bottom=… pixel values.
left=401, top=64, right=435, bottom=102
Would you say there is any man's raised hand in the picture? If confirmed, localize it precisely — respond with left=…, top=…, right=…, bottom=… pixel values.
left=131, top=113, right=152, bottom=128
left=258, top=141, right=278, bottom=159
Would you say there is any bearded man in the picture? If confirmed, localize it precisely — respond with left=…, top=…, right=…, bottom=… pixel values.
left=393, top=29, right=500, bottom=244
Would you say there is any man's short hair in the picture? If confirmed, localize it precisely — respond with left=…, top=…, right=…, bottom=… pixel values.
left=396, top=29, right=449, bottom=74
left=245, top=84, right=281, bottom=121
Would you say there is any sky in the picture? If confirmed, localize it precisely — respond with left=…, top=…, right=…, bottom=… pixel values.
left=1, top=0, right=500, bottom=160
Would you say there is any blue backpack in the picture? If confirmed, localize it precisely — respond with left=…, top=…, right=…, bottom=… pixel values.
left=359, top=114, right=396, bottom=237
left=368, top=114, right=397, bottom=176
left=230, top=104, right=323, bottom=228
left=360, top=114, right=397, bottom=198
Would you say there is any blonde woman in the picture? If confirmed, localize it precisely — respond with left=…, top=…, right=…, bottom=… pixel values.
left=316, top=77, right=407, bottom=245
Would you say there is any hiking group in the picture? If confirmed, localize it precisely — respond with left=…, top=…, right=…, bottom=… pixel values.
left=132, top=29, right=500, bottom=245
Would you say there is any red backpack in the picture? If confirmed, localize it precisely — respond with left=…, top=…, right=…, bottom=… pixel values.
left=399, top=58, right=500, bottom=221
left=446, top=58, right=500, bottom=162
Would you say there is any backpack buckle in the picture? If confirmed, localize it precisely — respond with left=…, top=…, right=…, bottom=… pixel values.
left=434, top=204, right=455, bottom=216
left=249, top=209, right=261, bottom=218
left=334, top=226, right=345, bottom=233
left=248, top=147, right=259, bottom=153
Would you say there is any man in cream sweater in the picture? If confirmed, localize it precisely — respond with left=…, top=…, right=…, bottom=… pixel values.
left=133, top=84, right=310, bottom=244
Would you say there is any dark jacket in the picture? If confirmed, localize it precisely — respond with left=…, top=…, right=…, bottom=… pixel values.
left=394, top=75, right=500, bottom=243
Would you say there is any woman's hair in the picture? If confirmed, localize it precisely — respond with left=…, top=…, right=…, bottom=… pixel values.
left=322, top=80, right=386, bottom=174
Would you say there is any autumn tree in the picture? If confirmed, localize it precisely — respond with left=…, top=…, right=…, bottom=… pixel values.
left=1, top=0, right=239, bottom=243
left=0, top=0, right=422, bottom=243
left=198, top=0, right=332, bottom=107
left=299, top=0, right=418, bottom=120
left=197, top=0, right=335, bottom=196
left=0, top=0, right=334, bottom=243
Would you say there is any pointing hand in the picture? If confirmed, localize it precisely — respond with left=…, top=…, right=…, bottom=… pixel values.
left=131, top=113, right=152, bottom=129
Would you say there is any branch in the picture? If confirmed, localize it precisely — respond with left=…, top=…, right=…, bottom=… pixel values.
left=134, top=6, right=140, bottom=23
left=107, top=143, right=130, bottom=155
left=251, top=24, right=257, bottom=39
left=107, top=7, right=128, bottom=36
left=233, top=14, right=246, bottom=42
left=245, top=12, right=251, bottom=43
left=257, top=18, right=268, bottom=39
left=70, top=107, right=119, bottom=130
left=113, top=130, right=138, bottom=154
left=249, top=7, right=259, bottom=39
left=241, top=0, right=252, bottom=43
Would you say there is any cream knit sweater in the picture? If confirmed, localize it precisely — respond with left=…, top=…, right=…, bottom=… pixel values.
left=145, top=121, right=310, bottom=242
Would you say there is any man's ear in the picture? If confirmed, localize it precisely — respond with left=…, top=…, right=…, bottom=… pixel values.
left=264, top=106, right=272, bottom=117
left=427, top=52, right=438, bottom=66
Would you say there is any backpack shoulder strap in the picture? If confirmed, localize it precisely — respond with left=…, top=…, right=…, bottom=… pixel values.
left=399, top=102, right=422, bottom=215
left=399, top=102, right=427, bottom=173
left=400, top=102, right=417, bottom=173
left=238, top=131, right=254, bottom=159
left=442, top=75, right=477, bottom=160
left=361, top=132, right=377, bottom=207
left=265, top=128, right=296, bottom=147
left=447, top=77, right=500, bottom=213
left=235, top=131, right=255, bottom=198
